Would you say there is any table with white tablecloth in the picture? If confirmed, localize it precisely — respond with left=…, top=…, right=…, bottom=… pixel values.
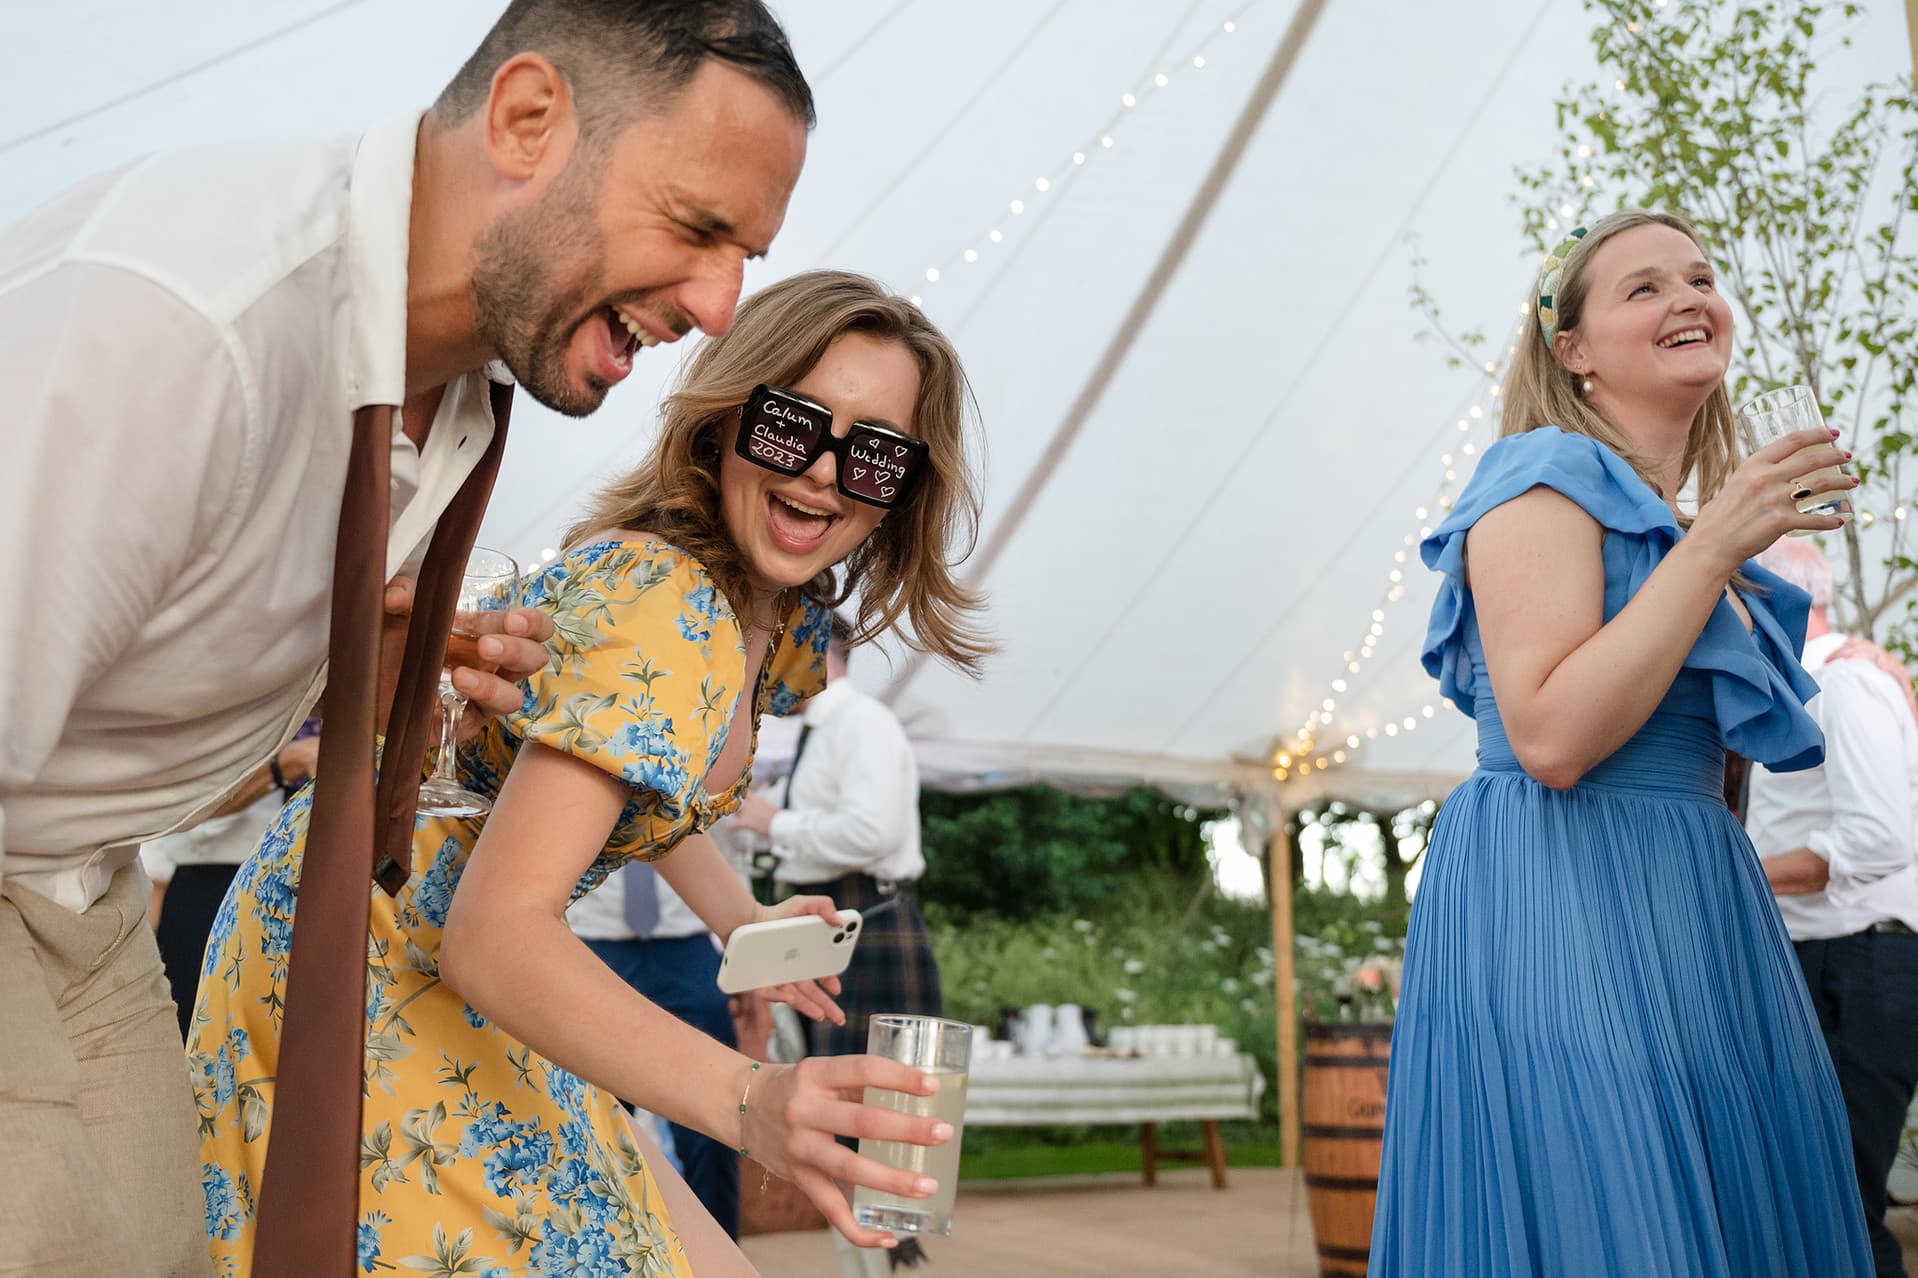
left=964, top=1051, right=1267, bottom=1188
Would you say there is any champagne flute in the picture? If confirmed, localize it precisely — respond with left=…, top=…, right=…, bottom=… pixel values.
left=417, top=547, right=521, bottom=818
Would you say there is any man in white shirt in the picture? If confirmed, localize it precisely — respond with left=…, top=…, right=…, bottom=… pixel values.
left=0, top=3, right=812, bottom=1273
left=1748, top=539, right=1918, bottom=1278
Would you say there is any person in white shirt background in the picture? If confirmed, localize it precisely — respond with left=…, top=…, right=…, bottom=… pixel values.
left=1748, top=537, right=1918, bottom=1278
left=732, top=613, right=942, bottom=1277
left=0, top=2, right=813, bottom=1272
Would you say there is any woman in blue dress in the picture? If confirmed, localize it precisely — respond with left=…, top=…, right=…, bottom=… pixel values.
left=1370, top=209, right=1872, bottom=1275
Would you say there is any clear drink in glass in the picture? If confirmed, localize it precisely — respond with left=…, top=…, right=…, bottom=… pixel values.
left=852, top=1015, right=972, bottom=1236
left=1735, top=385, right=1853, bottom=535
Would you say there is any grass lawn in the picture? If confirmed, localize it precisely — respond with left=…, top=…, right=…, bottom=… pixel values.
left=958, top=1122, right=1286, bottom=1181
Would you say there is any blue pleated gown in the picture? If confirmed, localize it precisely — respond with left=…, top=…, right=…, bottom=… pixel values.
left=1369, top=427, right=1872, bottom=1276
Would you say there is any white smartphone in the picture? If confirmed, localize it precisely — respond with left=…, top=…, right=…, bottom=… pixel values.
left=716, top=908, right=862, bottom=994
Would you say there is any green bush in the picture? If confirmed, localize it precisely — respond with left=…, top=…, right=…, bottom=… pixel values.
left=926, top=870, right=1280, bottom=1125
left=919, top=787, right=1221, bottom=921
left=1292, top=884, right=1411, bottom=1023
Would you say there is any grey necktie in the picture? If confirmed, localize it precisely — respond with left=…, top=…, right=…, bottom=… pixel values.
left=621, top=862, right=661, bottom=939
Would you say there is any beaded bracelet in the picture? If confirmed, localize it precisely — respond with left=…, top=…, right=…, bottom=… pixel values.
left=736, top=1061, right=762, bottom=1156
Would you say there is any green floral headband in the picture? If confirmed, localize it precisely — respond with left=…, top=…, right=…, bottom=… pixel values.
left=1535, top=224, right=1589, bottom=343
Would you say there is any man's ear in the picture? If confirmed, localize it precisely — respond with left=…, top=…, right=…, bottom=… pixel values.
left=481, top=52, right=575, bottom=184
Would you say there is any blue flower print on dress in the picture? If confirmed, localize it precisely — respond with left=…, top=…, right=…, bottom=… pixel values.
left=621, top=757, right=691, bottom=816
left=203, top=886, right=240, bottom=981
left=249, top=853, right=298, bottom=961
left=767, top=682, right=802, bottom=718
left=212, top=1027, right=251, bottom=1108
left=203, top=1163, right=244, bottom=1242
left=792, top=602, right=831, bottom=656
left=556, top=1118, right=594, bottom=1163
left=358, top=1210, right=392, bottom=1273
left=457, top=1099, right=518, bottom=1159
left=677, top=582, right=720, bottom=646
left=482, top=1125, right=556, bottom=1197
left=769, top=600, right=831, bottom=717
left=614, top=717, right=677, bottom=761
left=545, top=1065, right=588, bottom=1116
left=410, top=837, right=465, bottom=930
left=530, top=1223, right=626, bottom=1278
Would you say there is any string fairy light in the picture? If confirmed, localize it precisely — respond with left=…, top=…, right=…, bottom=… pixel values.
left=1271, top=310, right=1531, bottom=783
left=905, top=9, right=1251, bottom=306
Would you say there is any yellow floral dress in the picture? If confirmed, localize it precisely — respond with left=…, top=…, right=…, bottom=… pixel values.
left=189, top=539, right=828, bottom=1278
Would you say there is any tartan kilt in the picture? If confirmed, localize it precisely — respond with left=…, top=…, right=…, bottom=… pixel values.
left=785, top=873, right=943, bottom=1059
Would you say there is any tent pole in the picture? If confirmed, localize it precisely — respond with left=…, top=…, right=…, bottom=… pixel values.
left=885, top=0, right=1333, bottom=703
left=1265, top=791, right=1300, bottom=1166
left=1908, top=0, right=1918, bottom=86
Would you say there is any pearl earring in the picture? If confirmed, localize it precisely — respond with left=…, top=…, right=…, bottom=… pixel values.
left=1581, top=378, right=1594, bottom=393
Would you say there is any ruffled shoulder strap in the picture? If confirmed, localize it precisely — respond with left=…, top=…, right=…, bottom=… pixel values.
left=1419, top=428, right=1673, bottom=713
left=1432, top=426, right=1677, bottom=548
left=1725, top=558, right=1823, bottom=770
left=1419, top=427, right=1824, bottom=769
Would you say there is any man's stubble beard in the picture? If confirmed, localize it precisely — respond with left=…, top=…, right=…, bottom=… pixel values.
left=471, top=157, right=610, bottom=419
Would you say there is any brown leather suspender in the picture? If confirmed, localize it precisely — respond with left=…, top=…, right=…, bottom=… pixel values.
left=252, top=385, right=512, bottom=1276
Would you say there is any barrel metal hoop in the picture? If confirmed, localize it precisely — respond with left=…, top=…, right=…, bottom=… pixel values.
left=1303, top=1172, right=1379, bottom=1191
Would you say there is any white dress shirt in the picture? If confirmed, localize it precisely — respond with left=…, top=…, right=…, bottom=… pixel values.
left=138, top=790, right=289, bottom=881
left=0, top=112, right=502, bottom=911
left=1749, top=632, right=1918, bottom=938
left=769, top=680, right=924, bottom=887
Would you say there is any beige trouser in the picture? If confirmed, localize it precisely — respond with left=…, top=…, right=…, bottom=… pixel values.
left=0, top=864, right=209, bottom=1277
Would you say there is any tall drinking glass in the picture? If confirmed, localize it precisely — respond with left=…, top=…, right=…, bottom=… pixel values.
left=1735, top=385, right=1854, bottom=536
left=852, top=1016, right=972, bottom=1237
left=417, top=547, right=521, bottom=818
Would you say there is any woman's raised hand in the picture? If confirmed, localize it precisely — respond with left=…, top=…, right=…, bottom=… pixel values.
left=1688, top=426, right=1854, bottom=573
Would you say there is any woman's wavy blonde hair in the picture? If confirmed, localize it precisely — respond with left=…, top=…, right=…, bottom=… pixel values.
left=1500, top=209, right=1740, bottom=524
left=565, top=269, right=992, bottom=676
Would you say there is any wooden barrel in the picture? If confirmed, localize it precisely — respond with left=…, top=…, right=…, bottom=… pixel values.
left=1302, top=1021, right=1391, bottom=1276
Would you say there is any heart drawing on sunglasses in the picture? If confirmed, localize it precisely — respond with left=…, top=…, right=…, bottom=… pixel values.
left=851, top=467, right=866, bottom=479
left=882, top=485, right=896, bottom=498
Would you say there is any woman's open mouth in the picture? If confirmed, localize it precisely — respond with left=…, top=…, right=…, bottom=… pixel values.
left=766, top=491, right=837, bottom=553
left=1656, top=326, right=1711, bottom=350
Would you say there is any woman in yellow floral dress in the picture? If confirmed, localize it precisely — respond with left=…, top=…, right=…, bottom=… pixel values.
left=189, top=271, right=990, bottom=1277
